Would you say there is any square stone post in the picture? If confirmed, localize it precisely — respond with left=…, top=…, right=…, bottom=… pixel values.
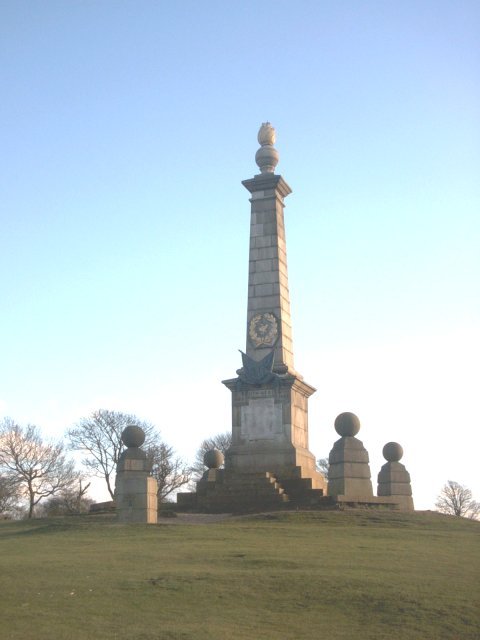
left=115, top=426, right=158, bottom=524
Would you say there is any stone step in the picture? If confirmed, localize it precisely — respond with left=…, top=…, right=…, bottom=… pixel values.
left=192, top=468, right=291, bottom=512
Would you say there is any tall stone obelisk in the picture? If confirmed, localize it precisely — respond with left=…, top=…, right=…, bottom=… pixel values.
left=223, top=123, right=325, bottom=491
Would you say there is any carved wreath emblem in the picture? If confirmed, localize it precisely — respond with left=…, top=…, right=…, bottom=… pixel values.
left=249, top=312, right=279, bottom=348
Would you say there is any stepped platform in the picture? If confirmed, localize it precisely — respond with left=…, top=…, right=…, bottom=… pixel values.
left=177, top=469, right=335, bottom=513
left=176, top=467, right=411, bottom=514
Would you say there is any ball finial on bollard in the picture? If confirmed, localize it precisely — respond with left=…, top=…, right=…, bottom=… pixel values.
left=121, top=425, right=146, bottom=448
left=382, top=442, right=403, bottom=462
left=203, top=448, right=224, bottom=470
left=334, top=412, right=361, bottom=437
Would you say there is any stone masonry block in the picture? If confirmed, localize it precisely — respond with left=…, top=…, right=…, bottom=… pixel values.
left=378, top=483, right=412, bottom=496
left=253, top=210, right=276, bottom=224
left=253, top=258, right=273, bottom=272
left=252, top=198, right=277, bottom=213
left=278, top=261, right=288, bottom=277
left=253, top=235, right=276, bottom=249
left=248, top=296, right=282, bottom=311
left=328, top=462, right=372, bottom=479
left=250, top=246, right=278, bottom=261
left=250, top=271, right=279, bottom=285
left=254, top=283, right=275, bottom=297
left=251, top=224, right=264, bottom=237
left=263, top=222, right=278, bottom=235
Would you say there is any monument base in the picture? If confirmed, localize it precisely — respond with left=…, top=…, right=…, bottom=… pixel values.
left=177, top=468, right=331, bottom=513
left=176, top=475, right=414, bottom=513
left=116, top=474, right=158, bottom=524
left=377, top=459, right=414, bottom=511
left=222, top=375, right=327, bottom=493
left=327, top=434, right=374, bottom=500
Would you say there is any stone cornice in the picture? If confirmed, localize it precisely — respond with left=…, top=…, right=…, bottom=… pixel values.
left=222, top=374, right=316, bottom=398
left=242, top=174, right=292, bottom=198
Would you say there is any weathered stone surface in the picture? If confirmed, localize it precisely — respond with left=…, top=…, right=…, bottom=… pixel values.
left=223, top=376, right=325, bottom=492
left=377, top=444, right=414, bottom=511
left=121, top=425, right=146, bottom=448
left=382, top=441, right=403, bottom=462
left=327, top=414, right=374, bottom=499
left=116, top=475, right=158, bottom=523
left=179, top=467, right=332, bottom=513
left=115, top=426, right=157, bottom=524
left=242, top=172, right=294, bottom=373
left=204, top=448, right=224, bottom=470
left=177, top=125, right=331, bottom=512
left=334, top=412, right=361, bottom=437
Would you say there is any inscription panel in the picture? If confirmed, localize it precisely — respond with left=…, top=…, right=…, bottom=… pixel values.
left=232, top=387, right=290, bottom=405
left=240, top=397, right=283, bottom=441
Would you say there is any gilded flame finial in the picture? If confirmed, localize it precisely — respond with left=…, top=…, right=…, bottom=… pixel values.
left=258, top=122, right=276, bottom=146
left=255, top=122, right=279, bottom=173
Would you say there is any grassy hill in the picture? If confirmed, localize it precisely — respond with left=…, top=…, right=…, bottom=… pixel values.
left=0, top=509, right=478, bottom=640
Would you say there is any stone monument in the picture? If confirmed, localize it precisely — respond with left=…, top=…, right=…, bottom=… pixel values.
left=327, top=412, right=374, bottom=501
left=115, top=425, right=158, bottom=523
left=177, top=123, right=327, bottom=512
left=377, top=442, right=414, bottom=511
left=325, top=414, right=415, bottom=511
left=222, top=123, right=325, bottom=492
left=176, top=124, right=416, bottom=513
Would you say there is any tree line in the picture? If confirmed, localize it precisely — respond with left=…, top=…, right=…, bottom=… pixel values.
left=1, top=412, right=478, bottom=520
left=0, top=410, right=203, bottom=518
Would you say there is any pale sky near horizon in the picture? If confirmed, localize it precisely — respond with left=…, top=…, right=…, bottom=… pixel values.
left=1, top=1, right=479, bottom=510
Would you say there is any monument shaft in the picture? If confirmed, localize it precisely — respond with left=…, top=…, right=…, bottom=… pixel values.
left=223, top=123, right=324, bottom=489
left=242, top=174, right=294, bottom=374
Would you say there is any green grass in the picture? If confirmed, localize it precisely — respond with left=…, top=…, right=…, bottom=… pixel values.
left=0, top=510, right=479, bottom=639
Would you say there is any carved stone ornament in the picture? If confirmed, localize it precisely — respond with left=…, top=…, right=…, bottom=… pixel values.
left=236, top=350, right=278, bottom=385
left=248, top=312, right=279, bottom=348
left=257, top=122, right=276, bottom=146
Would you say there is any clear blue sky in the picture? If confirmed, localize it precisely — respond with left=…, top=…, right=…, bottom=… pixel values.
left=1, top=1, right=479, bottom=508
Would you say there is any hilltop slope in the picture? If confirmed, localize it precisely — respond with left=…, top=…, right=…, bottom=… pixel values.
left=0, top=510, right=478, bottom=639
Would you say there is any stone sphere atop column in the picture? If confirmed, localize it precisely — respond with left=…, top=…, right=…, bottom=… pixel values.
left=121, top=425, right=146, bottom=448
left=204, top=448, right=224, bottom=469
left=383, top=442, right=403, bottom=462
left=334, top=412, right=361, bottom=437
left=255, top=122, right=279, bottom=174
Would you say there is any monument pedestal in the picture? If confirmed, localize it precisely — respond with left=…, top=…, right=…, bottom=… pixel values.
left=116, top=471, right=158, bottom=524
left=115, top=426, right=158, bottom=524
left=376, top=442, right=414, bottom=511
left=327, top=435, right=374, bottom=500
left=327, top=413, right=374, bottom=501
left=223, top=376, right=325, bottom=491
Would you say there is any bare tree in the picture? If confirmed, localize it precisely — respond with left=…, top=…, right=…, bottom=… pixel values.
left=435, top=480, right=480, bottom=520
left=41, top=479, right=92, bottom=516
left=0, top=418, right=78, bottom=518
left=147, top=443, right=191, bottom=504
left=191, top=431, right=232, bottom=480
left=317, top=457, right=329, bottom=481
left=0, top=474, right=19, bottom=516
left=67, top=409, right=158, bottom=499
